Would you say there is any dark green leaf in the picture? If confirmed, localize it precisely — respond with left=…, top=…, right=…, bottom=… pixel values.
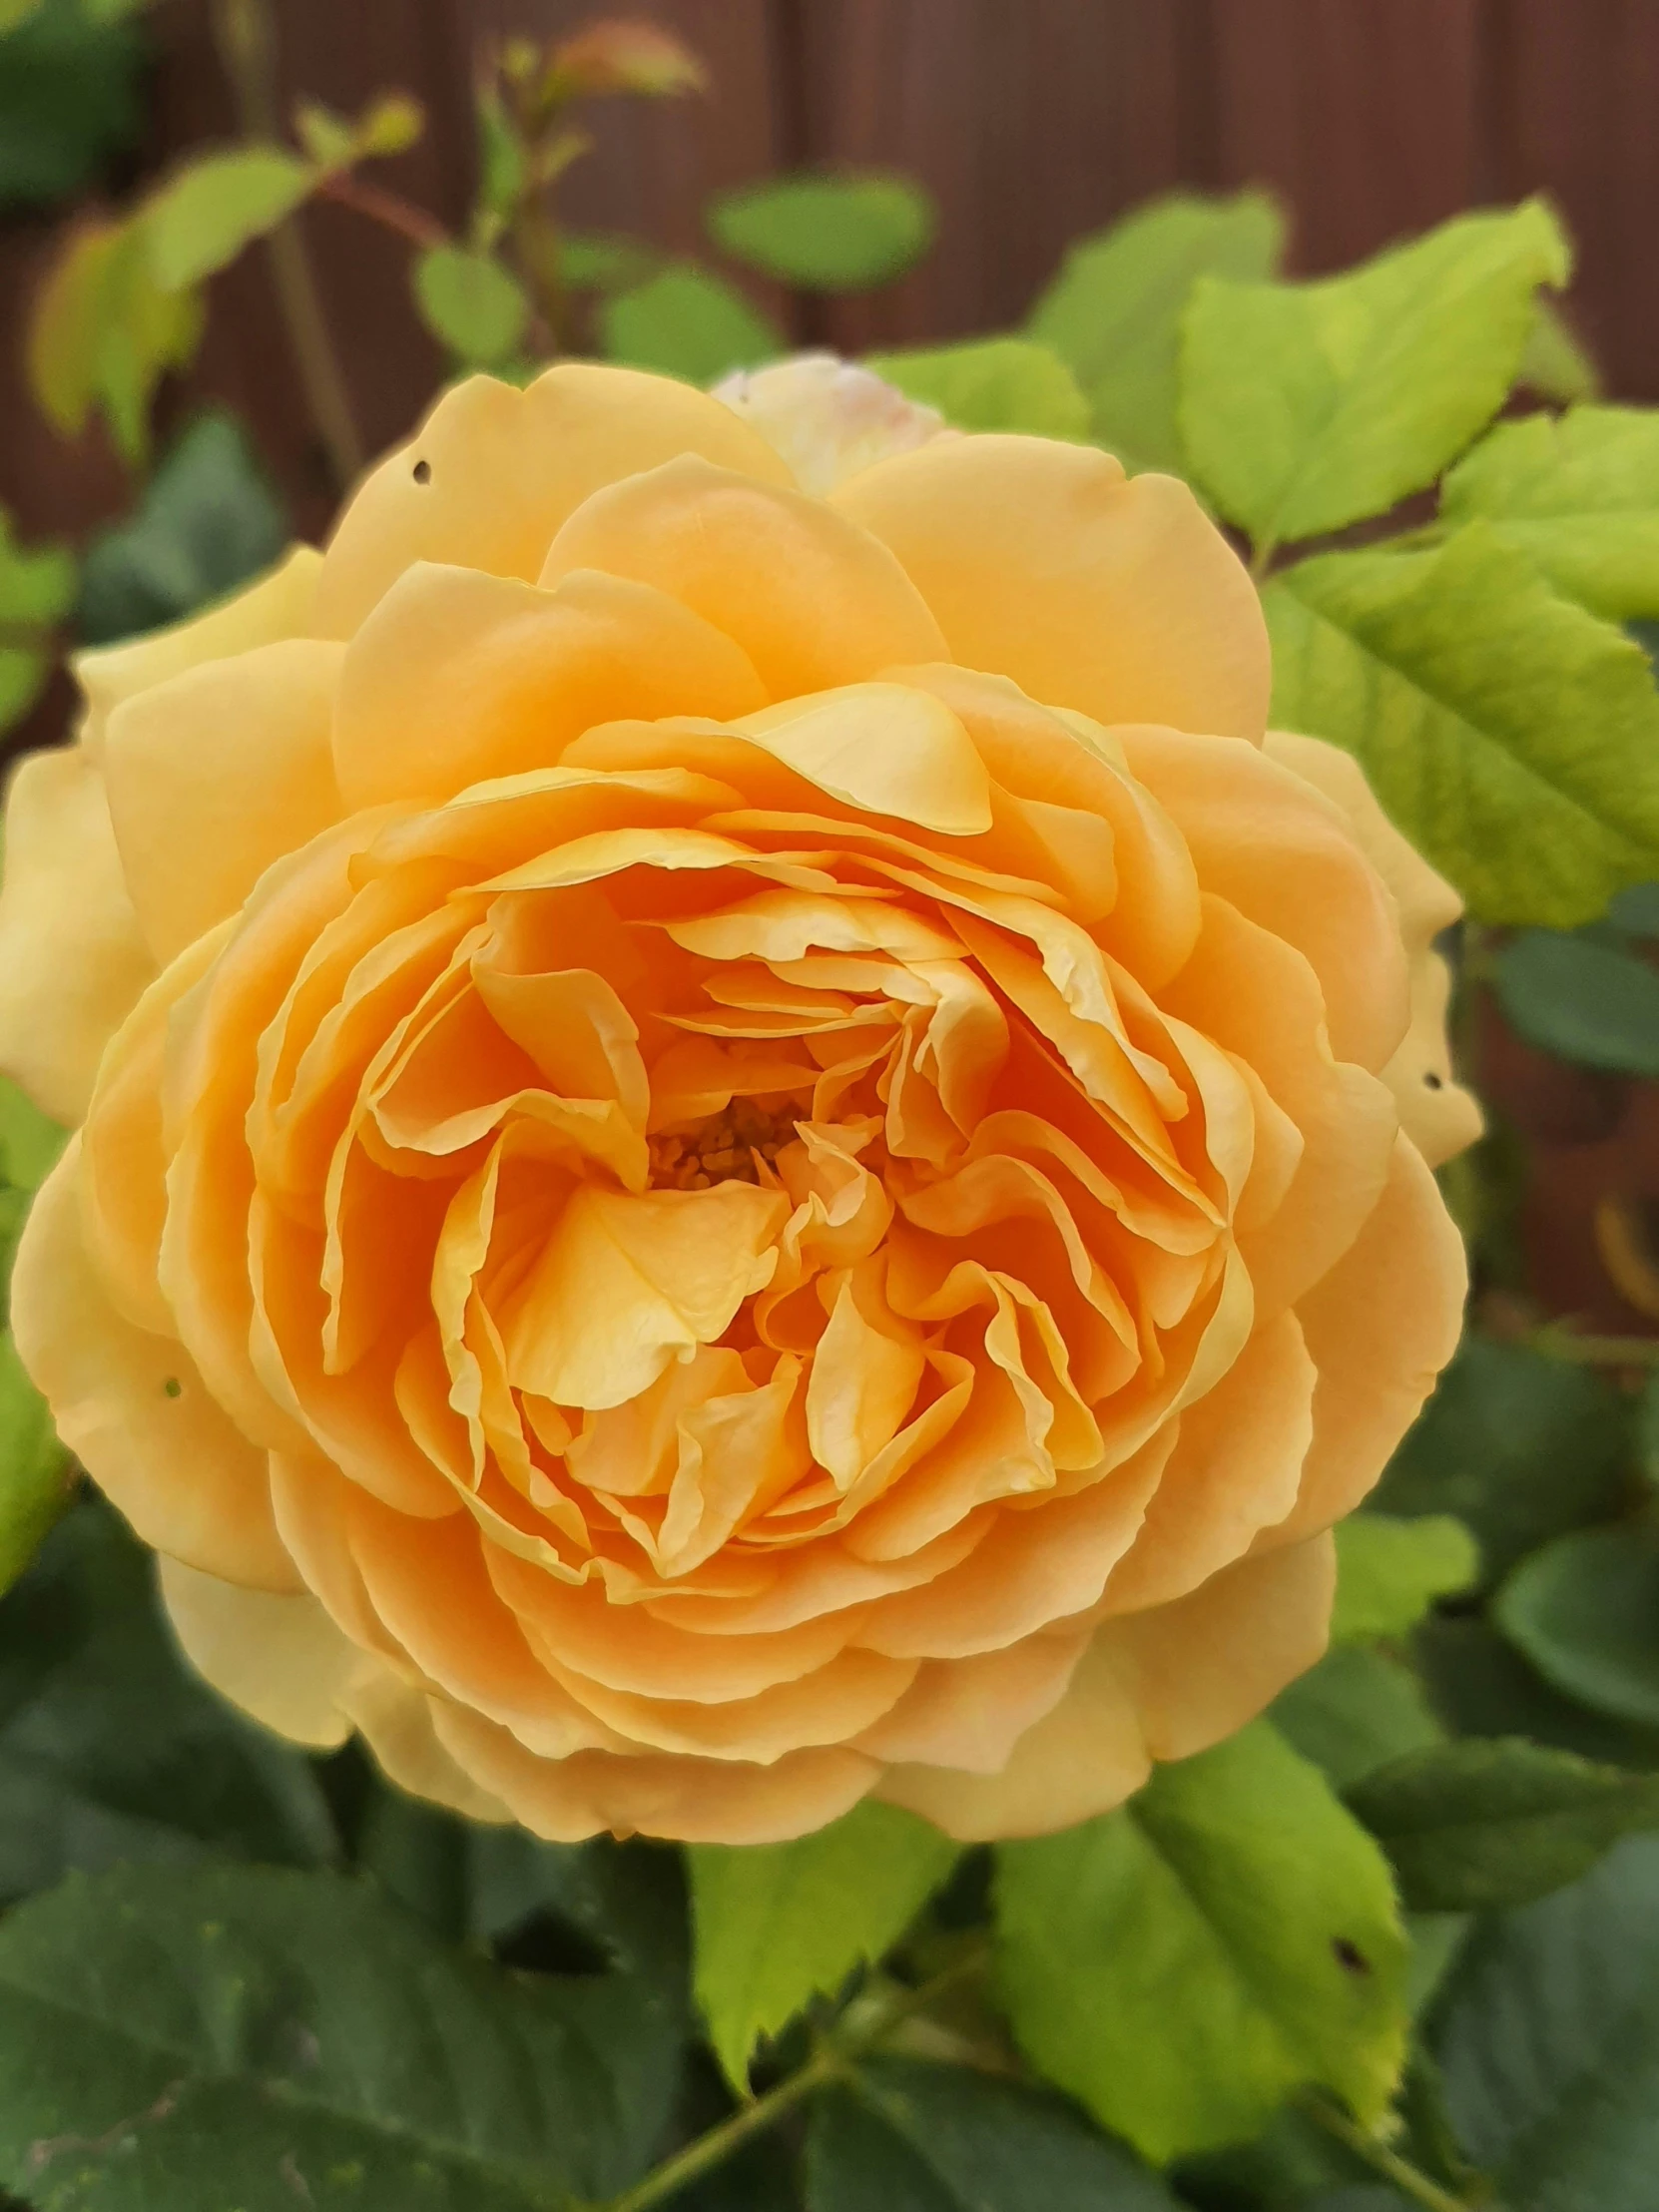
left=1266, top=525, right=1659, bottom=927
left=77, top=410, right=288, bottom=645
left=1182, top=200, right=1569, bottom=549
left=709, top=171, right=934, bottom=291
left=413, top=245, right=531, bottom=366
left=1332, top=1513, right=1479, bottom=1644
left=1493, top=927, right=1659, bottom=1073
left=141, top=147, right=314, bottom=292
left=1373, top=1336, right=1629, bottom=1582
left=1272, top=1645, right=1445, bottom=1792
left=806, top=2057, right=1178, bottom=2211
left=0, top=1859, right=681, bottom=2209
left=1415, top=1614, right=1659, bottom=1771
left=561, top=230, right=658, bottom=294
left=1434, top=1835, right=1659, bottom=2210
left=863, top=337, right=1089, bottom=438
left=1347, top=1738, right=1659, bottom=1911
left=995, top=1722, right=1408, bottom=2162
left=0, top=0, right=142, bottom=211
left=1495, top=1524, right=1659, bottom=1728
left=600, top=265, right=781, bottom=386
left=1607, top=880, right=1659, bottom=938
left=1027, top=189, right=1285, bottom=473
left=690, top=1800, right=958, bottom=2087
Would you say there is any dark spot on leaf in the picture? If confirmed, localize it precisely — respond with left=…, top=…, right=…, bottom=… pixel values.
left=163, top=1377, right=182, bottom=1399
left=412, top=458, right=431, bottom=484
left=1333, top=1936, right=1371, bottom=1975
left=1423, top=1071, right=1444, bottom=1090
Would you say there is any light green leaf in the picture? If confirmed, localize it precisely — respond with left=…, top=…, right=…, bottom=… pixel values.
left=995, top=1721, right=1409, bottom=2163
left=1348, top=1739, right=1659, bottom=1913
left=864, top=336, right=1089, bottom=438
left=1442, top=405, right=1659, bottom=623
left=1028, top=189, right=1285, bottom=472
left=600, top=264, right=781, bottom=386
left=1492, top=928, right=1659, bottom=1074
left=708, top=170, right=934, bottom=291
left=141, top=146, right=314, bottom=292
left=1332, top=1513, right=1480, bottom=1645
left=354, top=89, right=423, bottom=160
left=1266, top=523, right=1659, bottom=926
left=1273, top=1645, right=1445, bottom=1793
left=1434, top=1834, right=1659, bottom=2209
left=413, top=244, right=530, bottom=365
left=1183, top=200, right=1570, bottom=548
left=806, top=2057, right=1180, bottom=2212
left=1517, top=297, right=1601, bottom=403
left=0, top=0, right=44, bottom=29
left=0, top=0, right=143, bottom=213
left=689, top=1798, right=958, bottom=2088
left=27, top=215, right=203, bottom=464
left=0, top=509, right=75, bottom=737
left=292, top=96, right=358, bottom=169
left=0, top=1859, right=682, bottom=2209
left=77, top=409, right=287, bottom=645
left=0, top=1075, right=65, bottom=1192
left=1495, top=1525, right=1659, bottom=1729
left=0, top=1332, right=67, bottom=1595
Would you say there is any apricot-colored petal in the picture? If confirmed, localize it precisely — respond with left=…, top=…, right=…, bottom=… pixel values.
left=540, top=1644, right=917, bottom=1763
left=14, top=1141, right=298, bottom=1589
left=876, top=1634, right=1150, bottom=1841
left=103, top=640, right=344, bottom=963
left=1100, top=1533, right=1336, bottom=1763
left=75, top=544, right=320, bottom=755
left=1382, top=949, right=1484, bottom=1169
left=348, top=1675, right=517, bottom=1825
left=807, top=1274, right=926, bottom=1490
left=0, top=747, right=155, bottom=1123
left=334, top=562, right=765, bottom=810
left=159, top=1556, right=378, bottom=1748
left=315, top=364, right=794, bottom=640
left=854, top=1630, right=1090, bottom=1773
left=1275, top=1135, right=1467, bottom=1542
left=833, top=437, right=1269, bottom=743
left=540, top=455, right=946, bottom=698
left=659, top=1355, right=811, bottom=1575
left=731, top=684, right=992, bottom=835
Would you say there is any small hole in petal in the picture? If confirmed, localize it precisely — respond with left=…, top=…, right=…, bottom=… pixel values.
left=412, top=458, right=431, bottom=485
left=163, top=1377, right=183, bottom=1399
left=1423, top=1071, right=1444, bottom=1090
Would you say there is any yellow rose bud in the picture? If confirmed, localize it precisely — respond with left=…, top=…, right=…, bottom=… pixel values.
left=0, top=361, right=1471, bottom=1844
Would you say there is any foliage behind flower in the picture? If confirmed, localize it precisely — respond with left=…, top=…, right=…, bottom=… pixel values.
left=0, top=357, right=1470, bottom=1844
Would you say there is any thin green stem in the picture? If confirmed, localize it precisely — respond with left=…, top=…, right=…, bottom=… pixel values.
left=210, top=0, right=364, bottom=491
left=598, top=1947, right=989, bottom=2212
left=1532, top=1328, right=1659, bottom=1369
left=1301, top=2093, right=1489, bottom=2212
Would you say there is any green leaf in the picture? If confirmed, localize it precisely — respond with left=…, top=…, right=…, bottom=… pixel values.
left=600, top=264, right=781, bottom=387
left=1415, top=1615, right=1659, bottom=1773
left=689, top=1799, right=958, bottom=2088
left=1608, top=881, right=1659, bottom=939
left=0, top=1077, right=65, bottom=1194
left=708, top=170, right=934, bottom=291
left=0, top=509, right=75, bottom=738
left=0, top=1333, right=68, bottom=1596
left=28, top=216, right=204, bottom=464
left=1492, top=928, right=1659, bottom=1073
left=0, top=1499, right=338, bottom=1894
left=141, top=146, right=314, bottom=292
left=1027, top=189, right=1285, bottom=473
left=413, top=244, right=531, bottom=366
left=1347, top=1738, right=1659, bottom=1913
left=561, top=230, right=657, bottom=294
left=1333, top=1513, right=1480, bottom=1644
left=863, top=337, right=1089, bottom=438
left=806, top=2057, right=1180, bottom=2211
left=994, top=1721, right=1409, bottom=2163
left=1183, top=200, right=1570, bottom=549
left=1273, top=1645, right=1446, bottom=1793
left=1266, top=523, right=1659, bottom=926
left=1495, top=1525, right=1659, bottom=1729
left=0, top=1859, right=681, bottom=2209
left=1443, top=405, right=1659, bottom=624
left=0, top=0, right=143, bottom=212
left=1434, top=1834, right=1659, bottom=2209
left=1516, top=297, right=1601, bottom=404
left=76, top=409, right=288, bottom=646
left=1375, top=1336, right=1629, bottom=1584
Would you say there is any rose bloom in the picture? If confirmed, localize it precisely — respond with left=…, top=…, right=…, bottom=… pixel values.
left=0, top=359, right=1476, bottom=1844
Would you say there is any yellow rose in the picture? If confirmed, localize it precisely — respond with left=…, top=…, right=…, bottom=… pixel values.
left=0, top=360, right=1474, bottom=1844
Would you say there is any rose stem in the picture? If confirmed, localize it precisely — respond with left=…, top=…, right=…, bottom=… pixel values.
left=1299, top=2092, right=1493, bottom=2212
left=598, top=1947, right=989, bottom=2212
left=210, top=0, right=365, bottom=491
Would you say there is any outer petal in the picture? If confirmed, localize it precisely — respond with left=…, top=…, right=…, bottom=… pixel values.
left=833, top=437, right=1270, bottom=742
left=13, top=1142, right=299, bottom=1589
left=0, top=748, right=155, bottom=1124
left=315, top=364, right=795, bottom=640
left=540, top=455, right=946, bottom=699
left=103, top=639, right=344, bottom=963
left=159, top=1557, right=381, bottom=1748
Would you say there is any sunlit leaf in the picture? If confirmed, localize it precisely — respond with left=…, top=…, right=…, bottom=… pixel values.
left=1332, top=1514, right=1480, bottom=1645
left=141, top=146, right=314, bottom=292
left=0, top=1333, right=68, bottom=1597
left=709, top=171, right=934, bottom=291
left=864, top=336, right=1089, bottom=438
left=413, top=244, right=531, bottom=365
left=0, top=509, right=75, bottom=737
left=600, top=264, right=780, bottom=385
left=27, top=215, right=203, bottom=463
left=1516, top=296, right=1601, bottom=404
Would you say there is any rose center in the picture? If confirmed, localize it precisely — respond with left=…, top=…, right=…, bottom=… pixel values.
left=648, top=1099, right=802, bottom=1190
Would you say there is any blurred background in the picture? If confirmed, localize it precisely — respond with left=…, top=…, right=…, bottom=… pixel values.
left=3, top=0, right=1658, bottom=1332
